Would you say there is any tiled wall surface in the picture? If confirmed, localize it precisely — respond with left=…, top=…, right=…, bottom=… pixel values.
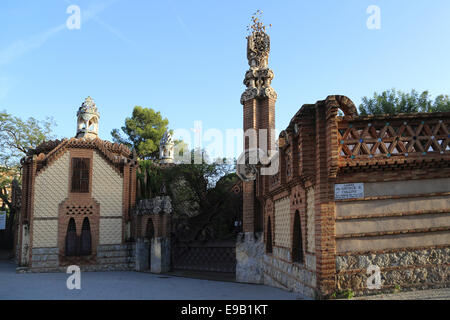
left=92, top=151, right=123, bottom=217
left=306, top=188, right=315, bottom=253
left=274, top=197, right=290, bottom=248
left=32, top=220, right=58, bottom=248
left=100, top=218, right=122, bottom=244
left=34, top=152, right=69, bottom=218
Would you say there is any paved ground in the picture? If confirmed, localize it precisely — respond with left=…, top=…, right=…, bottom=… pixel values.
left=1, top=257, right=448, bottom=300
left=0, top=260, right=307, bottom=300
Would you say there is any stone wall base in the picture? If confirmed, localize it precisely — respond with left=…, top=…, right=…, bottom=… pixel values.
left=17, top=264, right=135, bottom=273
left=22, top=244, right=136, bottom=272
left=236, top=232, right=264, bottom=284
left=97, top=244, right=135, bottom=269
left=336, top=247, right=450, bottom=297
left=31, top=247, right=59, bottom=268
left=263, top=246, right=317, bottom=298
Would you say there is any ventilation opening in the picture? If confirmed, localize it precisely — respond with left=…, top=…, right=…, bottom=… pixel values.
left=266, top=217, right=273, bottom=254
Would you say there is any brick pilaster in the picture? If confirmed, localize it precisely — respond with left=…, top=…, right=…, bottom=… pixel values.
left=314, top=102, right=337, bottom=297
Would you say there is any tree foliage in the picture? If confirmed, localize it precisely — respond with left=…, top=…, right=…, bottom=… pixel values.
left=136, top=160, right=166, bottom=200
left=167, top=157, right=239, bottom=241
left=0, top=111, right=55, bottom=168
left=136, top=149, right=240, bottom=241
left=111, top=106, right=170, bottom=160
left=0, top=111, right=55, bottom=208
left=359, top=89, right=450, bottom=115
left=0, top=111, right=55, bottom=249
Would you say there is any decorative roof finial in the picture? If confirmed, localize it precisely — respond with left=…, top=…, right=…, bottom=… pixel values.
left=241, top=11, right=277, bottom=104
left=245, top=10, right=272, bottom=69
left=246, top=10, right=272, bottom=34
left=159, top=130, right=174, bottom=164
left=76, top=96, right=100, bottom=139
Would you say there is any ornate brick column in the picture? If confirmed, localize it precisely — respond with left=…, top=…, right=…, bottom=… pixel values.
left=237, top=23, right=277, bottom=284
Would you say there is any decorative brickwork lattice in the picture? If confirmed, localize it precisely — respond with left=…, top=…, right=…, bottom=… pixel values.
left=274, top=197, right=291, bottom=248
left=65, top=205, right=94, bottom=215
left=338, top=117, right=449, bottom=161
left=306, top=187, right=315, bottom=253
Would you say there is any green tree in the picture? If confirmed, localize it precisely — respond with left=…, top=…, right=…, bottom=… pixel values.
left=0, top=111, right=55, bottom=168
left=111, top=106, right=170, bottom=160
left=136, top=160, right=166, bottom=200
left=165, top=150, right=239, bottom=241
left=136, top=149, right=240, bottom=241
left=0, top=111, right=55, bottom=249
left=359, top=89, right=450, bottom=115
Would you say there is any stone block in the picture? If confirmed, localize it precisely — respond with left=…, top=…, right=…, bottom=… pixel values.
left=236, top=232, right=264, bottom=284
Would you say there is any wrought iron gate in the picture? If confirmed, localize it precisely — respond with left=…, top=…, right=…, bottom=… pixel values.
left=172, top=240, right=236, bottom=273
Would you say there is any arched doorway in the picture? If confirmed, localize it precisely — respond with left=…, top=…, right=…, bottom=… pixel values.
left=292, top=210, right=304, bottom=263
left=65, top=218, right=77, bottom=256
left=80, top=218, right=92, bottom=256
left=145, top=219, right=155, bottom=269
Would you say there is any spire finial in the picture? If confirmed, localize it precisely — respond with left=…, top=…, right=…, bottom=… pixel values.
left=246, top=10, right=272, bottom=34
left=159, top=130, right=174, bottom=164
left=245, top=10, right=272, bottom=69
left=241, top=11, right=277, bottom=104
left=76, top=96, right=100, bottom=139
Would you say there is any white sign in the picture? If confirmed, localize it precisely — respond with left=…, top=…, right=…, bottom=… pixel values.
left=0, top=212, right=6, bottom=230
left=335, top=183, right=364, bottom=200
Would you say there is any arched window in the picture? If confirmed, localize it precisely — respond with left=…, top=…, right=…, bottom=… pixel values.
left=65, top=218, right=78, bottom=256
left=80, top=218, right=92, bottom=256
left=266, top=217, right=273, bottom=254
left=292, top=210, right=304, bottom=263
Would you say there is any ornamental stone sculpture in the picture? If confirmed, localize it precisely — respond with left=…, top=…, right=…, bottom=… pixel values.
left=159, top=130, right=174, bottom=163
left=76, top=96, right=100, bottom=139
left=241, top=13, right=277, bottom=105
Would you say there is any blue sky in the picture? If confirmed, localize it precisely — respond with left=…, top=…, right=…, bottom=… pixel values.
left=1, top=0, right=450, bottom=158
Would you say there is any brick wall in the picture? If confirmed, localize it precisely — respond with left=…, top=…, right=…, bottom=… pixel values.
left=17, top=139, right=137, bottom=271
left=334, top=177, right=450, bottom=295
left=257, top=95, right=450, bottom=298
